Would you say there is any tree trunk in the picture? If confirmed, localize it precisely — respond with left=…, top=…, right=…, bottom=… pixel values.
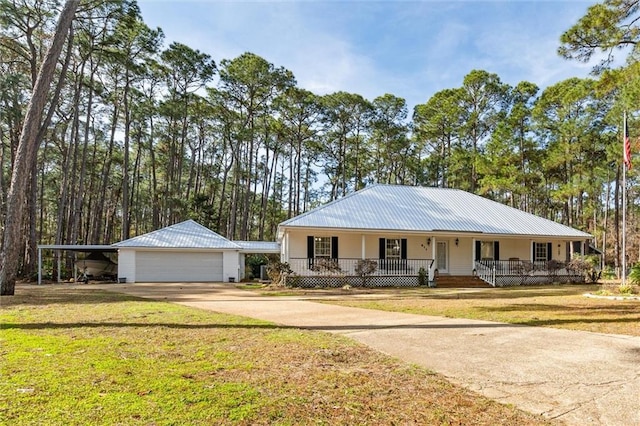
left=0, top=0, right=79, bottom=295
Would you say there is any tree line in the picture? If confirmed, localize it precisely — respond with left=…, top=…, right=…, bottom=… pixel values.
left=1, top=0, right=639, bottom=284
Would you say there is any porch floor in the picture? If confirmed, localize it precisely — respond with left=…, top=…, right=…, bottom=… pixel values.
left=436, top=275, right=493, bottom=289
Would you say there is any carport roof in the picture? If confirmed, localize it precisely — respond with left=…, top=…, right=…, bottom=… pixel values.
left=38, top=244, right=117, bottom=252
left=113, top=220, right=241, bottom=249
left=234, top=241, right=280, bottom=253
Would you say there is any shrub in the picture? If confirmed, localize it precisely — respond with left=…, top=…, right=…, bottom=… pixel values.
left=310, top=258, right=342, bottom=274
left=567, top=255, right=601, bottom=283
left=628, top=264, right=640, bottom=285
left=418, top=267, right=428, bottom=287
left=266, top=261, right=293, bottom=286
left=355, top=259, right=378, bottom=287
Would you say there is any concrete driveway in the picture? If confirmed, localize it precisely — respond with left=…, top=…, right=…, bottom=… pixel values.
left=92, top=282, right=640, bottom=426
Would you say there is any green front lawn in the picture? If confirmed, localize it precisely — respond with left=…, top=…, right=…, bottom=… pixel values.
left=0, top=285, right=551, bottom=425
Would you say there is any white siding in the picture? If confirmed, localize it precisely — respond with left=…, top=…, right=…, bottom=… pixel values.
left=448, top=237, right=472, bottom=275
left=338, top=233, right=361, bottom=258
left=117, top=249, right=136, bottom=283
left=222, top=251, right=240, bottom=282
left=239, top=253, right=246, bottom=280
left=134, top=251, right=223, bottom=282
left=498, top=239, right=530, bottom=261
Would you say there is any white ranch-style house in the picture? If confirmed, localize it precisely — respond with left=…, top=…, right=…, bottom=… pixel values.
left=277, top=185, right=594, bottom=287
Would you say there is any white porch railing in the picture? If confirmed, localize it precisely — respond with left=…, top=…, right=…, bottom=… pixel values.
left=288, top=258, right=434, bottom=277
left=474, top=260, right=585, bottom=287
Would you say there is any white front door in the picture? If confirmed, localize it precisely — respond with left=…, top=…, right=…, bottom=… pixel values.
left=436, top=241, right=448, bottom=273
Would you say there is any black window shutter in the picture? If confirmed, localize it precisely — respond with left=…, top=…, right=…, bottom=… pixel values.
left=331, top=236, right=339, bottom=259
left=475, top=241, right=481, bottom=261
left=307, top=236, right=314, bottom=258
left=307, top=236, right=314, bottom=269
left=401, top=239, right=407, bottom=259
left=379, top=238, right=386, bottom=259
left=547, top=242, right=552, bottom=260
left=494, top=241, right=500, bottom=261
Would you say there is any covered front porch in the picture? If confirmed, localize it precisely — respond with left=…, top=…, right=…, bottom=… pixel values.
left=474, top=259, right=588, bottom=287
left=286, top=257, right=435, bottom=287
left=281, top=229, right=592, bottom=288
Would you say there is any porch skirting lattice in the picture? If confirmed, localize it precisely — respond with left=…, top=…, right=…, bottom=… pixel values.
left=284, top=275, right=428, bottom=288
left=492, top=274, right=584, bottom=287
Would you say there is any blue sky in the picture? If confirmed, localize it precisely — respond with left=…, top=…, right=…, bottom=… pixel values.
left=137, top=0, right=601, bottom=111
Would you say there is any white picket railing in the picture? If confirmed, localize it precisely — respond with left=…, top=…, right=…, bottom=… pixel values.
left=288, top=258, right=433, bottom=277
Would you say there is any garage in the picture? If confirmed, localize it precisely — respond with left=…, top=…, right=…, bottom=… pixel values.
left=134, top=251, right=223, bottom=282
left=114, top=220, right=242, bottom=283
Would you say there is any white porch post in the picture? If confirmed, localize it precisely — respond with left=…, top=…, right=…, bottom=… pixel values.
left=38, top=247, right=42, bottom=285
left=361, top=234, right=366, bottom=259
left=430, top=238, right=436, bottom=281
left=472, top=238, right=476, bottom=271
left=283, top=231, right=289, bottom=262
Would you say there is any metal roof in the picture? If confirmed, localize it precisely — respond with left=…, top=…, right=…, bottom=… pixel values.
left=233, top=241, right=281, bottom=253
left=279, top=185, right=592, bottom=238
left=113, top=220, right=242, bottom=249
left=38, top=244, right=117, bottom=252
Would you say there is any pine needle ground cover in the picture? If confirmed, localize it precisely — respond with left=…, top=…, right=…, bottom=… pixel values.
left=0, top=285, right=550, bottom=425
left=323, top=285, right=640, bottom=337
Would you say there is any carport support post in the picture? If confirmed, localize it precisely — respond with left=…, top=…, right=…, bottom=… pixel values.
left=57, top=253, right=61, bottom=283
left=38, top=247, right=42, bottom=285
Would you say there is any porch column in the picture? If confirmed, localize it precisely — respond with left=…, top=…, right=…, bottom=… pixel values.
left=430, top=238, right=436, bottom=281
left=283, top=231, right=289, bottom=262
left=472, top=238, right=476, bottom=271
left=361, top=234, right=366, bottom=259
left=38, top=247, right=42, bottom=285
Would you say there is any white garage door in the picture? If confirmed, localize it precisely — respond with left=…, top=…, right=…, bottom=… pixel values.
left=135, top=251, right=223, bottom=282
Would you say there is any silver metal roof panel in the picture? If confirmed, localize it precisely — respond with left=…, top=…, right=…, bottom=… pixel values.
left=113, top=220, right=241, bottom=249
left=234, top=241, right=281, bottom=253
left=279, top=185, right=592, bottom=238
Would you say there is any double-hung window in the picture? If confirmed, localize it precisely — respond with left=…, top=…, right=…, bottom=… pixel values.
left=480, top=241, right=495, bottom=260
left=474, top=240, right=500, bottom=263
left=314, top=237, right=331, bottom=258
left=306, top=236, right=338, bottom=269
left=533, top=242, right=548, bottom=262
left=385, top=238, right=401, bottom=260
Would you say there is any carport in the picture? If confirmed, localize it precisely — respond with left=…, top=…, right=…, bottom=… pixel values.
left=36, top=245, right=117, bottom=284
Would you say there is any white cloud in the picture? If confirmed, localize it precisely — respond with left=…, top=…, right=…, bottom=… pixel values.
left=137, top=0, right=620, bottom=111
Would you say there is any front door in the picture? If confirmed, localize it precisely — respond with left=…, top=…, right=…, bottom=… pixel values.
left=436, top=241, right=448, bottom=273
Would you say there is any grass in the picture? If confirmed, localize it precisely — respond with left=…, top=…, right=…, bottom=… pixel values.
left=0, top=285, right=552, bottom=426
left=318, top=284, right=640, bottom=336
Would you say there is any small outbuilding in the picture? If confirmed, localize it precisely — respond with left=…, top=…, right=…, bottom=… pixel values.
left=114, top=220, right=242, bottom=283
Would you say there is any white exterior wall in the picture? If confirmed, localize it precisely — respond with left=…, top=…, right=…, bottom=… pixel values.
left=473, top=237, right=575, bottom=263
left=336, top=233, right=362, bottom=258
left=117, top=249, right=240, bottom=283
left=117, top=249, right=136, bottom=283
left=239, top=253, right=246, bottom=280
left=286, top=230, right=436, bottom=260
left=445, top=237, right=472, bottom=276
left=497, top=239, right=530, bottom=261
left=282, top=228, right=587, bottom=277
left=223, top=251, right=240, bottom=282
